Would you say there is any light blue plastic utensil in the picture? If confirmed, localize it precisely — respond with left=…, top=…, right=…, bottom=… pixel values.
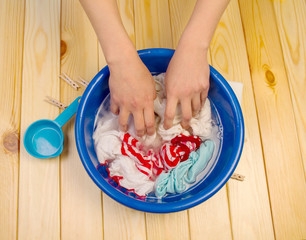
left=24, top=97, right=81, bottom=159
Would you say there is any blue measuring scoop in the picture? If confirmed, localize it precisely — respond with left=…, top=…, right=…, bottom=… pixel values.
left=24, top=97, right=81, bottom=159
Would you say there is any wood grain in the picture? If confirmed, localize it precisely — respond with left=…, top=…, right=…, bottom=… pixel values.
left=146, top=211, right=189, bottom=240
left=133, top=1, right=191, bottom=239
left=210, top=1, right=275, bottom=239
left=98, top=2, right=147, bottom=240
left=238, top=0, right=306, bottom=239
left=60, top=1, right=103, bottom=239
left=98, top=0, right=135, bottom=67
left=168, top=1, right=233, bottom=239
left=18, top=0, right=61, bottom=239
left=168, top=0, right=197, bottom=47
left=273, top=0, right=306, bottom=176
left=189, top=188, right=232, bottom=240
left=117, top=0, right=136, bottom=45
left=134, top=0, right=172, bottom=50
left=0, top=0, right=24, bottom=239
left=0, top=0, right=304, bottom=238
left=103, top=195, right=146, bottom=240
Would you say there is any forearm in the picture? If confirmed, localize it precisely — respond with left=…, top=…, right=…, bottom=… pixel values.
left=179, top=0, right=230, bottom=50
left=80, top=0, right=137, bottom=65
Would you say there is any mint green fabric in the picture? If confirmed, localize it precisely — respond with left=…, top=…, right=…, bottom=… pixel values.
left=155, top=140, right=215, bottom=198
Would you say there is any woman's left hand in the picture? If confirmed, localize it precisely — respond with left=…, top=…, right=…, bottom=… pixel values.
left=164, top=43, right=210, bottom=129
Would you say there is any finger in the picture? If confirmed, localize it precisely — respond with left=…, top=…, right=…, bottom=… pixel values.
left=191, top=94, right=201, bottom=116
left=118, top=108, right=130, bottom=132
left=144, top=106, right=155, bottom=136
left=180, top=98, right=192, bottom=129
left=133, top=110, right=146, bottom=137
left=164, top=97, right=178, bottom=129
left=200, top=91, right=208, bottom=106
left=110, top=102, right=119, bottom=115
left=152, top=87, right=157, bottom=100
left=110, top=96, right=119, bottom=115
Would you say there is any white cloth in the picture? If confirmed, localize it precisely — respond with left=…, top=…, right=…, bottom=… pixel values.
left=152, top=73, right=213, bottom=141
left=108, top=155, right=155, bottom=196
left=93, top=112, right=121, bottom=164
left=93, top=73, right=213, bottom=195
left=156, top=99, right=212, bottom=141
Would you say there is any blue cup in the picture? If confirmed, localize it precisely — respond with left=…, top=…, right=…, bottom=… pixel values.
left=24, top=97, right=81, bottom=159
left=75, top=48, right=244, bottom=213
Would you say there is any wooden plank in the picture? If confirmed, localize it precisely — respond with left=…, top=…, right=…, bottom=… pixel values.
left=0, top=0, right=25, bottom=239
left=189, top=189, right=232, bottom=240
left=168, top=0, right=197, bottom=47
left=98, top=1, right=147, bottom=240
left=117, top=0, right=136, bottom=44
left=133, top=1, right=189, bottom=239
left=272, top=0, right=306, bottom=176
left=145, top=211, right=189, bottom=240
left=210, top=1, right=275, bottom=239
left=98, top=0, right=135, bottom=67
left=18, top=0, right=61, bottom=239
left=60, top=1, right=103, bottom=239
left=238, top=0, right=306, bottom=239
left=168, top=1, right=233, bottom=239
left=103, top=195, right=146, bottom=240
left=134, top=0, right=172, bottom=50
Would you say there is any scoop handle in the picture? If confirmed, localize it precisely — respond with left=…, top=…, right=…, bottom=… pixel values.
left=54, top=97, right=81, bottom=127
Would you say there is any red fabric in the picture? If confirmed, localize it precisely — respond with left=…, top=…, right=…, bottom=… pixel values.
left=120, top=133, right=201, bottom=178
left=105, top=167, right=146, bottom=198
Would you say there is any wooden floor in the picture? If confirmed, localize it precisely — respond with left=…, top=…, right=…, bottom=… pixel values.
left=0, top=0, right=305, bottom=239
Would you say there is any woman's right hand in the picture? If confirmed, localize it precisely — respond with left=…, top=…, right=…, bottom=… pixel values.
left=108, top=51, right=156, bottom=137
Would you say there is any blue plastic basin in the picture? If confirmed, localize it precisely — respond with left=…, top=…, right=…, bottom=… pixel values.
left=75, top=48, right=244, bottom=213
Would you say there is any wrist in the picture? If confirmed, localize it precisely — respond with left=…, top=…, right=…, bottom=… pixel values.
left=178, top=22, right=211, bottom=52
left=177, top=33, right=209, bottom=56
left=105, top=40, right=139, bottom=70
left=178, top=32, right=210, bottom=54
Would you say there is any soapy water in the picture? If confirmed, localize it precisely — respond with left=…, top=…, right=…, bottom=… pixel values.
left=94, top=92, right=223, bottom=199
left=94, top=93, right=111, bottom=128
left=147, top=99, right=223, bottom=201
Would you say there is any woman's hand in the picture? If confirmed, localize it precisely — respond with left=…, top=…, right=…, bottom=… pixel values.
left=109, top=52, right=156, bottom=137
left=164, top=43, right=210, bottom=129
left=81, top=0, right=229, bottom=135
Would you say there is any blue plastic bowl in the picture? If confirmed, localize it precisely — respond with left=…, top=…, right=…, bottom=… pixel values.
left=75, top=48, right=244, bottom=213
